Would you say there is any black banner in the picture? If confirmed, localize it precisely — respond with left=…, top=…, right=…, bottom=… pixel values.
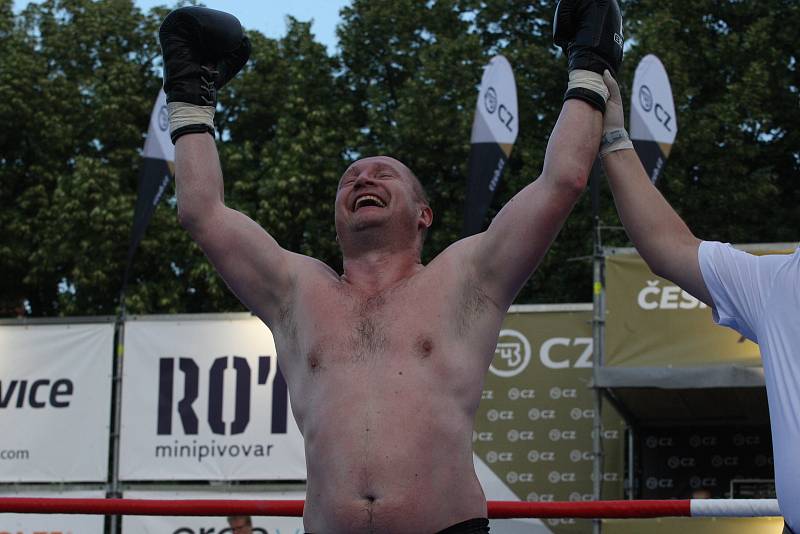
left=462, top=55, right=517, bottom=237
left=121, top=90, right=173, bottom=295
left=638, top=426, right=774, bottom=499
left=463, top=143, right=510, bottom=237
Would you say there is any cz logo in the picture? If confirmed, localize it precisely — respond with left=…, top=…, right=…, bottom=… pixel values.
left=549, top=387, right=577, bottom=400
left=490, top=330, right=531, bottom=377
left=483, top=86, right=515, bottom=133
left=157, top=356, right=288, bottom=436
left=548, top=471, right=576, bottom=483
left=638, top=85, right=672, bottom=132
left=646, top=477, right=674, bottom=489
left=473, top=431, right=494, bottom=442
left=158, top=104, right=169, bottom=131
left=646, top=436, right=674, bottom=448
left=540, top=338, right=592, bottom=369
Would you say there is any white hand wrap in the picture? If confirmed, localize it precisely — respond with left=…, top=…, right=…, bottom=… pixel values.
left=599, top=70, right=634, bottom=157
left=600, top=128, right=634, bottom=157
left=567, top=69, right=610, bottom=104
left=167, top=102, right=215, bottom=138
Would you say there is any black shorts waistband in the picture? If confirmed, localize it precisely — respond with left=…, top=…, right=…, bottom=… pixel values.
left=305, top=516, right=490, bottom=534
left=436, top=517, right=490, bottom=534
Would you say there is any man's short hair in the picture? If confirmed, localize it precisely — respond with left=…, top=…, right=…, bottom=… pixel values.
left=408, top=169, right=430, bottom=207
left=406, top=168, right=431, bottom=245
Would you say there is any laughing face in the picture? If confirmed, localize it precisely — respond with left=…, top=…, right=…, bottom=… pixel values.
left=335, top=156, right=431, bottom=253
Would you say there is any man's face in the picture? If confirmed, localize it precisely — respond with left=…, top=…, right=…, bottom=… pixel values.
left=227, top=517, right=252, bottom=534
left=334, top=156, right=426, bottom=239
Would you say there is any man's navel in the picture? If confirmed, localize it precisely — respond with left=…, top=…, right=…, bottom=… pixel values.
left=415, top=335, right=434, bottom=359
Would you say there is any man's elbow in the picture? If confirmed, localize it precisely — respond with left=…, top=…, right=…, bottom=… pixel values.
left=552, top=165, right=590, bottom=198
left=177, top=204, right=213, bottom=237
left=177, top=205, right=197, bottom=231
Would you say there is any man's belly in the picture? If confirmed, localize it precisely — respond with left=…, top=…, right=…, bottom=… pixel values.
left=298, top=390, right=487, bottom=533
left=302, top=490, right=486, bottom=534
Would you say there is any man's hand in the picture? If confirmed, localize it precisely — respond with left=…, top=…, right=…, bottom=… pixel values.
left=159, top=7, right=251, bottom=143
left=599, top=70, right=633, bottom=157
left=553, top=0, right=624, bottom=112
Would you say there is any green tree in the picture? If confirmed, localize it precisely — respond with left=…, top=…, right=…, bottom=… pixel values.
left=0, top=0, right=169, bottom=316
left=620, top=0, right=800, bottom=246
left=2, top=0, right=798, bottom=316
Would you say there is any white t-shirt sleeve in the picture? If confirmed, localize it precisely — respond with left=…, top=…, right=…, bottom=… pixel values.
left=697, top=241, right=765, bottom=343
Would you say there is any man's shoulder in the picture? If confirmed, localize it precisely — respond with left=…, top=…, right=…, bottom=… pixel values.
left=285, top=251, right=341, bottom=283
left=427, top=235, right=482, bottom=269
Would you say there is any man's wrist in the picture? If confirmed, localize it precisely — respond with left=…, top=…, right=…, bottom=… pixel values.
left=600, top=128, right=634, bottom=158
left=564, top=69, right=610, bottom=113
left=167, top=101, right=216, bottom=144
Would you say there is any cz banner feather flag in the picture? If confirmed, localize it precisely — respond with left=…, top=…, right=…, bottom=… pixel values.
left=122, top=90, right=175, bottom=292
left=462, top=55, right=518, bottom=237
left=629, top=54, right=677, bottom=184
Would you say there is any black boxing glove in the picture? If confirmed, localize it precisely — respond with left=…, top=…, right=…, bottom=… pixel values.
left=553, top=0, right=624, bottom=112
left=159, top=7, right=251, bottom=143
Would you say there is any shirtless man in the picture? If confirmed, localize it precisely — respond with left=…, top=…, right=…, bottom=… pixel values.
left=159, top=2, right=621, bottom=532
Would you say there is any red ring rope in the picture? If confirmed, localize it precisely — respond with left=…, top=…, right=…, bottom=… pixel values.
left=0, top=498, right=698, bottom=518
left=490, top=500, right=689, bottom=518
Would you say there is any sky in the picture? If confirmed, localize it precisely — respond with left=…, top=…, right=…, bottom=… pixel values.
left=12, top=0, right=351, bottom=53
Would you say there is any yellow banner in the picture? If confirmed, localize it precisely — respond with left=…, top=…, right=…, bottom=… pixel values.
left=475, top=306, right=625, bottom=534
left=605, top=253, right=760, bottom=367
left=604, top=517, right=783, bottom=534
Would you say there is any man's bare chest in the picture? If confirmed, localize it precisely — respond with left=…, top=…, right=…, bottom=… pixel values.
left=293, top=283, right=448, bottom=367
left=271, top=269, right=499, bottom=382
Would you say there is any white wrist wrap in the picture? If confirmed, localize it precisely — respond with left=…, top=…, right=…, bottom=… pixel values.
left=167, top=102, right=215, bottom=136
left=568, top=69, right=610, bottom=104
left=600, top=128, right=634, bottom=158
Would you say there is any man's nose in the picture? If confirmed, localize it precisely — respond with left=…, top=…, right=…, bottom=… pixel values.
left=353, top=173, right=375, bottom=188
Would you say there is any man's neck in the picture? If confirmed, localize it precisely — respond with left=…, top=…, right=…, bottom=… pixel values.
left=341, top=249, right=424, bottom=293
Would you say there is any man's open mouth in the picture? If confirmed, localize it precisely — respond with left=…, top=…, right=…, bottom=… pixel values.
left=353, top=194, right=387, bottom=211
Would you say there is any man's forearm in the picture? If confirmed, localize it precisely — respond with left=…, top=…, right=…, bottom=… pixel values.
left=603, top=148, right=700, bottom=275
left=541, top=99, right=603, bottom=193
left=175, top=133, right=225, bottom=230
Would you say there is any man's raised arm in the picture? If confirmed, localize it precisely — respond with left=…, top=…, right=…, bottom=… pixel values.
left=599, top=72, right=713, bottom=305
left=468, top=0, right=621, bottom=307
left=161, top=7, right=296, bottom=324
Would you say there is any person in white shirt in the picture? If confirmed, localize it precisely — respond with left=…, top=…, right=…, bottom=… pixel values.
left=598, top=70, right=799, bottom=533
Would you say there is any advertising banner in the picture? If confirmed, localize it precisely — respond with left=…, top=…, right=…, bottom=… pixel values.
left=629, top=54, right=677, bottom=184
left=604, top=517, right=784, bottom=534
left=637, top=425, right=773, bottom=499
left=474, top=453, right=556, bottom=533
left=122, top=490, right=305, bottom=534
left=0, top=489, right=105, bottom=534
left=119, top=315, right=306, bottom=480
left=462, top=54, right=518, bottom=237
left=0, top=322, right=114, bottom=482
left=123, top=89, right=175, bottom=292
left=605, top=252, right=760, bottom=367
left=473, top=307, right=625, bottom=534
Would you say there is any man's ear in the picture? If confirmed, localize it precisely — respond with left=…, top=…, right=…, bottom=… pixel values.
left=419, top=205, right=433, bottom=229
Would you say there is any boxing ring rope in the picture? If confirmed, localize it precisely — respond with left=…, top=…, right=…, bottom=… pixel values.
left=0, top=498, right=781, bottom=519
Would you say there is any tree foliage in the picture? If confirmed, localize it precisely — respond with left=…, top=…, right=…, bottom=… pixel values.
left=1, top=0, right=797, bottom=317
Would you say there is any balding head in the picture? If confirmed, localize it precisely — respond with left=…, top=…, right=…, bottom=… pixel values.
left=335, top=155, right=433, bottom=257
left=339, top=156, right=429, bottom=206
